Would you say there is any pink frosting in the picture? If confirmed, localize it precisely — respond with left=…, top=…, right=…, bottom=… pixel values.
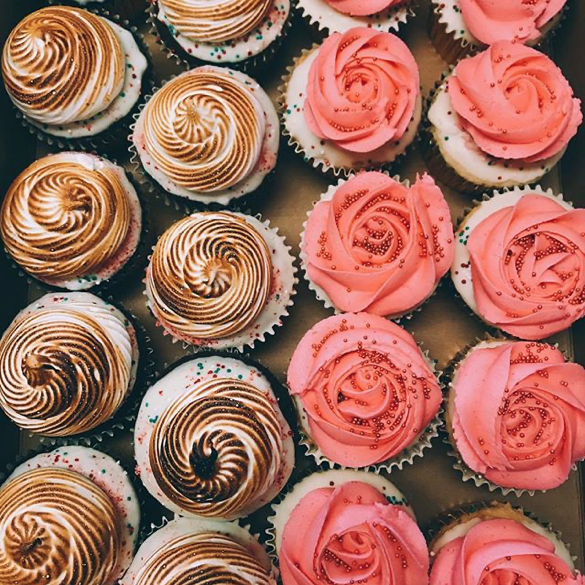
left=451, top=341, right=585, bottom=491
left=459, top=0, right=567, bottom=46
left=305, top=27, right=420, bottom=153
left=287, top=313, right=442, bottom=467
left=325, top=0, right=405, bottom=16
left=447, top=41, right=582, bottom=162
left=467, top=193, right=585, bottom=339
left=280, top=481, right=429, bottom=585
left=430, top=518, right=583, bottom=585
left=303, top=172, right=454, bottom=316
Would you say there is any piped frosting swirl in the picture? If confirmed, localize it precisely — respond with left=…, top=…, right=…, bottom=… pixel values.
left=325, top=0, right=405, bottom=16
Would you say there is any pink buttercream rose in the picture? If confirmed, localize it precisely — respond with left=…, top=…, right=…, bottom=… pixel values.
left=451, top=341, right=585, bottom=490
left=325, top=0, right=405, bottom=16
left=287, top=313, right=442, bottom=467
left=303, top=172, right=454, bottom=316
left=305, top=27, right=420, bottom=153
left=467, top=194, right=585, bottom=339
left=459, top=0, right=567, bottom=45
left=448, top=41, right=582, bottom=162
left=431, top=519, right=583, bottom=585
left=280, top=481, right=429, bottom=585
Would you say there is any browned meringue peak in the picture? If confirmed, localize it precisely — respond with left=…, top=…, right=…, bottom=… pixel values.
left=141, top=69, right=265, bottom=193
left=134, top=532, right=273, bottom=585
left=147, top=212, right=272, bottom=340
left=0, top=467, right=121, bottom=585
left=149, top=377, right=283, bottom=518
left=1, top=6, right=124, bottom=126
left=0, top=155, right=131, bottom=282
left=158, top=0, right=273, bottom=43
left=0, top=307, right=131, bottom=436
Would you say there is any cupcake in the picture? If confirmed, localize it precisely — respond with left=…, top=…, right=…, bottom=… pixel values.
left=132, top=66, right=278, bottom=205
left=1, top=6, right=148, bottom=143
left=452, top=186, right=585, bottom=339
left=281, top=27, right=422, bottom=175
left=295, top=0, right=414, bottom=36
left=1, top=152, right=142, bottom=290
left=301, top=172, right=454, bottom=317
left=0, top=445, right=140, bottom=585
left=424, top=41, right=582, bottom=192
left=429, top=0, right=567, bottom=64
left=149, top=0, right=290, bottom=68
left=288, top=313, right=443, bottom=468
left=134, top=355, right=294, bottom=520
left=270, top=469, right=430, bottom=585
left=446, top=339, right=585, bottom=493
left=0, top=292, right=139, bottom=438
left=121, top=516, right=276, bottom=585
left=145, top=211, right=295, bottom=349
left=429, top=502, right=583, bottom=585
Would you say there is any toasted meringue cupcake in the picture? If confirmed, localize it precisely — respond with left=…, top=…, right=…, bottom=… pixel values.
left=132, top=66, right=279, bottom=205
left=1, top=152, right=142, bottom=290
left=121, top=516, right=276, bottom=585
left=134, top=355, right=294, bottom=521
left=0, top=445, right=140, bottom=585
left=145, top=211, right=295, bottom=350
left=1, top=6, right=147, bottom=141
left=0, top=292, right=139, bottom=438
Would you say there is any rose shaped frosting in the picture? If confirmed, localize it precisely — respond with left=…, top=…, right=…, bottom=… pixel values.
left=288, top=313, right=442, bottom=466
left=303, top=172, right=453, bottom=315
left=2, top=7, right=124, bottom=126
left=0, top=468, right=121, bottom=585
left=459, top=0, right=567, bottom=46
left=305, top=27, right=419, bottom=153
left=146, top=212, right=272, bottom=342
left=280, top=481, right=429, bottom=585
left=133, top=532, right=274, bottom=585
left=447, top=41, right=582, bottom=162
left=467, top=194, right=585, bottom=339
left=325, top=0, right=404, bottom=16
left=158, top=0, right=272, bottom=42
left=430, top=518, right=583, bottom=585
left=451, top=341, right=585, bottom=490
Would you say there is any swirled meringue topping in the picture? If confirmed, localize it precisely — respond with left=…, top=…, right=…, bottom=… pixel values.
left=0, top=467, right=121, bottom=585
left=146, top=212, right=272, bottom=342
left=133, top=531, right=273, bottom=585
left=0, top=293, right=133, bottom=437
left=1, top=153, right=134, bottom=284
left=158, top=0, right=273, bottom=42
left=140, top=68, right=266, bottom=194
left=325, top=0, right=405, bottom=16
left=447, top=41, right=582, bottom=162
left=2, top=6, right=125, bottom=126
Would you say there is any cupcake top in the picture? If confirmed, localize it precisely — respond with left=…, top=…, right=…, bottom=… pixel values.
left=325, top=0, right=405, bottom=16
left=0, top=292, right=137, bottom=437
left=447, top=41, right=582, bottom=163
left=0, top=152, right=141, bottom=289
left=288, top=313, right=442, bottom=467
left=449, top=340, right=585, bottom=491
left=135, top=356, right=294, bottom=520
left=303, top=172, right=454, bottom=316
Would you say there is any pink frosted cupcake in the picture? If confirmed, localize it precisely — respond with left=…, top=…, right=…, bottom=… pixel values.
left=301, top=172, right=454, bottom=317
left=424, top=41, right=582, bottom=192
left=447, top=339, right=585, bottom=493
left=288, top=313, right=443, bottom=468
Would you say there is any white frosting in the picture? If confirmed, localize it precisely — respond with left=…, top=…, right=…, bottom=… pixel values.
left=155, top=0, right=289, bottom=63
left=451, top=186, right=572, bottom=315
left=133, top=67, right=279, bottom=205
left=29, top=19, right=147, bottom=138
left=8, top=446, right=141, bottom=585
left=134, top=356, right=295, bottom=519
left=283, top=48, right=422, bottom=173
left=427, top=83, right=564, bottom=188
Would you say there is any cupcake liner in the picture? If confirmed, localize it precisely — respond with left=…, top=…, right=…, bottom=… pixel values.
left=47, top=0, right=147, bottom=23
left=278, top=45, right=422, bottom=178
left=145, top=0, right=292, bottom=75
left=142, top=210, right=298, bottom=352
